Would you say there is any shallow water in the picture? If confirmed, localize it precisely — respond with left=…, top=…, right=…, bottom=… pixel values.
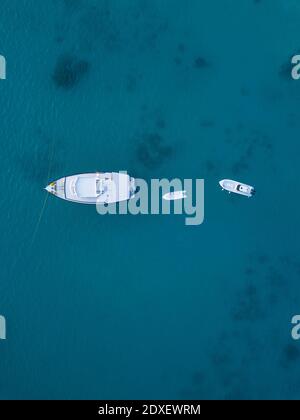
left=0, top=0, right=300, bottom=399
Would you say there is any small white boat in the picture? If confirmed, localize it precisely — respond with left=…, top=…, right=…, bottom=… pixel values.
left=219, top=179, right=255, bottom=197
left=45, top=172, right=136, bottom=204
left=163, top=190, right=187, bottom=201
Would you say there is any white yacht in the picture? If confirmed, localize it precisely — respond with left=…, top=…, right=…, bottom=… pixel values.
left=219, top=179, right=255, bottom=197
left=45, top=172, right=136, bottom=204
left=163, top=190, right=187, bottom=201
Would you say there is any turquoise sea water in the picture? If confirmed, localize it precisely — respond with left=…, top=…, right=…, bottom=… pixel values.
left=1, top=0, right=300, bottom=399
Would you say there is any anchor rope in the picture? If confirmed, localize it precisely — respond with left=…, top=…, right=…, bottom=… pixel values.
left=29, top=134, right=56, bottom=248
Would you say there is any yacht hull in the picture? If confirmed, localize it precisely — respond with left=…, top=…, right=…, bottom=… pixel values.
left=163, top=190, right=187, bottom=201
left=46, top=172, right=136, bottom=204
left=219, top=179, right=255, bottom=197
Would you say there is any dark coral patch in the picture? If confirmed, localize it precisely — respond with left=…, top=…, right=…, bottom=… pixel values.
left=126, top=74, right=138, bottom=93
left=191, top=371, right=205, bottom=385
left=231, top=160, right=249, bottom=175
left=174, top=57, right=182, bottom=66
left=136, top=133, right=172, bottom=169
left=279, top=61, right=292, bottom=81
left=194, top=56, right=209, bottom=69
left=156, top=118, right=166, bottom=130
left=211, top=350, right=231, bottom=367
left=282, top=344, right=300, bottom=366
left=245, top=267, right=255, bottom=276
left=53, top=54, right=90, bottom=89
left=177, top=43, right=186, bottom=54
left=265, top=268, right=284, bottom=288
left=205, top=160, right=216, bottom=173
left=200, top=120, right=215, bottom=128
left=16, top=130, right=64, bottom=184
left=257, top=254, right=270, bottom=264
left=232, top=284, right=264, bottom=322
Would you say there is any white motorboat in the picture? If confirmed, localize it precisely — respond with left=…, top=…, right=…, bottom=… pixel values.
left=45, top=172, right=136, bottom=204
left=219, top=179, right=255, bottom=197
left=163, top=190, right=187, bottom=201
